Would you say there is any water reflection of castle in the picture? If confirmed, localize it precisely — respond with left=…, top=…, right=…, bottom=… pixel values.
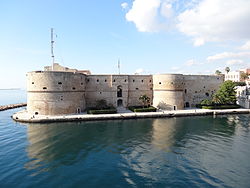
left=25, top=116, right=237, bottom=172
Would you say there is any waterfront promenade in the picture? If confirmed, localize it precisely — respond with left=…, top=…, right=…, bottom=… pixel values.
left=12, top=108, right=250, bottom=123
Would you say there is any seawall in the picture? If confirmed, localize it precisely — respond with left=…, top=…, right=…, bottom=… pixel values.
left=0, top=103, right=27, bottom=111
left=12, top=109, right=250, bottom=123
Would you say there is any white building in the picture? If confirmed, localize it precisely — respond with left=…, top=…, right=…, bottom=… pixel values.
left=236, top=85, right=250, bottom=108
left=225, top=71, right=242, bottom=82
left=225, top=68, right=250, bottom=82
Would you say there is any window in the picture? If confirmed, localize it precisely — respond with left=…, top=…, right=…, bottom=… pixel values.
left=133, top=80, right=135, bottom=82
left=35, top=112, right=39, bottom=115
left=81, top=83, right=83, bottom=85
left=184, top=89, right=187, bottom=94
left=72, top=87, right=76, bottom=90
left=32, top=82, right=34, bottom=84
left=113, top=79, right=116, bottom=82
left=159, top=82, right=161, bottom=84
left=105, top=79, right=107, bottom=82
left=58, top=82, right=62, bottom=85
left=97, top=79, right=99, bottom=82
left=136, top=88, right=138, bottom=90
left=149, top=80, right=152, bottom=83
left=117, top=86, right=122, bottom=97
left=141, top=80, right=144, bottom=82
left=205, top=93, right=209, bottom=97
left=43, top=87, right=47, bottom=90
left=125, top=79, right=127, bottom=82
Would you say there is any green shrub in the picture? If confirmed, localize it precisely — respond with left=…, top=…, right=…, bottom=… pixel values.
left=200, top=99, right=213, bottom=106
left=201, top=104, right=241, bottom=109
left=87, top=108, right=117, bottom=114
left=128, top=106, right=157, bottom=112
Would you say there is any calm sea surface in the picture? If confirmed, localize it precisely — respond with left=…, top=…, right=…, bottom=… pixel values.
left=0, top=90, right=250, bottom=187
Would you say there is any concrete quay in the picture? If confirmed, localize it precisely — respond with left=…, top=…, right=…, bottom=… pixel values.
left=0, top=103, right=27, bottom=111
left=12, top=108, right=250, bottom=123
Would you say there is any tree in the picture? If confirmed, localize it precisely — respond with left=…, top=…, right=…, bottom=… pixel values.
left=200, top=99, right=213, bottom=106
left=240, top=72, right=249, bottom=80
left=215, top=70, right=222, bottom=75
left=225, top=67, right=230, bottom=74
left=212, top=93, right=222, bottom=105
left=139, top=94, right=150, bottom=108
left=213, top=80, right=236, bottom=104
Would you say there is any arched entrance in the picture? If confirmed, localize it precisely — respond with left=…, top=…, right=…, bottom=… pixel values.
left=185, top=102, right=190, bottom=108
left=117, top=85, right=122, bottom=97
left=117, top=99, right=123, bottom=107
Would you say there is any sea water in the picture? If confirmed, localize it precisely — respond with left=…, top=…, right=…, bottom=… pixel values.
left=0, top=91, right=250, bottom=187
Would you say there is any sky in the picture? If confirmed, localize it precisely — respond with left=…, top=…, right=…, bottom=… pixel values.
left=0, top=0, right=250, bottom=89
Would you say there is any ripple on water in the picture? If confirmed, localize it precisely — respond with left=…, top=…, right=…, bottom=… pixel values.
left=0, top=111, right=250, bottom=187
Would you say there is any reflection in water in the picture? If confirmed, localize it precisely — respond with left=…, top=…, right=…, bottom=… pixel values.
left=25, top=119, right=154, bottom=172
left=20, top=115, right=250, bottom=187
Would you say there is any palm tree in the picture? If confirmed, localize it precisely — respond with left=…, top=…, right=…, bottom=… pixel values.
left=139, top=94, right=150, bottom=108
left=225, top=67, right=230, bottom=74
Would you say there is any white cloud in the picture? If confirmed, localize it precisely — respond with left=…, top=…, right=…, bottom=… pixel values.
left=207, top=52, right=250, bottom=61
left=240, top=41, right=250, bottom=50
left=121, top=2, right=128, bottom=10
left=177, top=0, right=250, bottom=45
left=226, top=59, right=243, bottom=65
left=125, top=0, right=162, bottom=32
left=160, top=3, right=173, bottom=18
left=185, top=59, right=202, bottom=66
left=135, top=68, right=144, bottom=74
left=124, top=0, right=250, bottom=46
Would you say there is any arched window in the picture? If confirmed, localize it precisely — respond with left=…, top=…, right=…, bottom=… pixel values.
left=117, top=85, right=122, bottom=97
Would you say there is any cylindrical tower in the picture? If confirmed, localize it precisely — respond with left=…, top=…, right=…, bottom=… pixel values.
left=152, top=74, right=184, bottom=110
left=27, top=71, right=86, bottom=115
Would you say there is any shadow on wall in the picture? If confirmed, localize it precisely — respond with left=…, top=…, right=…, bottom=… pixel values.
left=157, top=101, right=173, bottom=110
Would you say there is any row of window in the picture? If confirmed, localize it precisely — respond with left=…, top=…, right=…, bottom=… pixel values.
left=86, top=79, right=152, bottom=83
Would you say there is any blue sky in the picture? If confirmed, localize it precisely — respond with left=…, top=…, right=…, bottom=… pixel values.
left=0, top=0, right=250, bottom=89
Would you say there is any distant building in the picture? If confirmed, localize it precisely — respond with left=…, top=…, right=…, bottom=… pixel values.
left=225, top=68, right=250, bottom=82
left=236, top=85, right=250, bottom=108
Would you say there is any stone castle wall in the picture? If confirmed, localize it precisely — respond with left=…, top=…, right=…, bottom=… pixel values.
left=27, top=71, right=86, bottom=115
left=27, top=70, right=223, bottom=115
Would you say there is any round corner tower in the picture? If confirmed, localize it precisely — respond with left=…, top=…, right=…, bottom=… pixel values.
left=27, top=71, right=86, bottom=115
left=152, top=74, right=184, bottom=110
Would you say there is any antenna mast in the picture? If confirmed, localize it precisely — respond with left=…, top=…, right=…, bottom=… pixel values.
left=51, top=28, right=55, bottom=69
left=118, top=59, right=120, bottom=75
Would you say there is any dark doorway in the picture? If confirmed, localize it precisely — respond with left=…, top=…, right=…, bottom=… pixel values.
left=77, top=108, right=81, bottom=114
left=173, top=106, right=177, bottom=110
left=117, top=85, right=122, bottom=97
left=117, top=99, right=123, bottom=107
left=185, top=102, right=190, bottom=108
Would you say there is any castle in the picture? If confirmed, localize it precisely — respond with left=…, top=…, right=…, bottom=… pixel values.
left=26, top=63, right=224, bottom=115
